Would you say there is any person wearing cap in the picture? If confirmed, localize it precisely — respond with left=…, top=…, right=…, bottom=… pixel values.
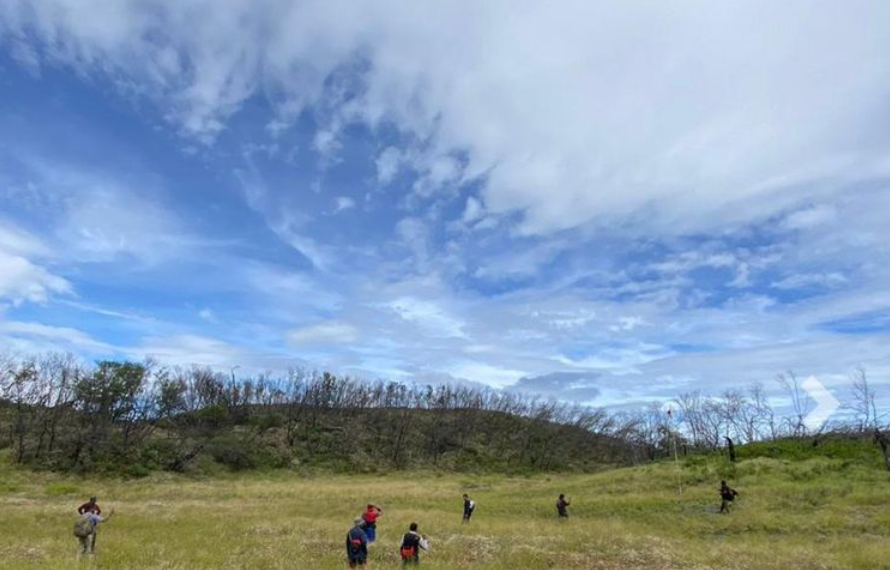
left=362, top=504, right=383, bottom=543
left=77, top=497, right=101, bottom=515
left=346, top=516, right=369, bottom=568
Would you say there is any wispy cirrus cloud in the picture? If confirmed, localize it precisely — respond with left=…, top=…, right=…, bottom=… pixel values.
left=1, top=0, right=889, bottom=411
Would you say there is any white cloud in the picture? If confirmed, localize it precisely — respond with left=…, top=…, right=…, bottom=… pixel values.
left=448, top=361, right=526, bottom=390
left=783, top=204, right=838, bottom=231
left=771, top=272, right=848, bottom=290
left=385, top=296, right=466, bottom=339
left=287, top=321, right=358, bottom=345
left=0, top=319, right=114, bottom=354
left=198, top=308, right=217, bottom=322
left=376, top=147, right=402, bottom=185
left=132, top=334, right=248, bottom=368
left=334, top=196, right=356, bottom=212
left=5, top=153, right=205, bottom=266
left=609, top=316, right=648, bottom=332
left=532, top=308, right=598, bottom=331
left=59, top=183, right=186, bottom=263
left=462, top=196, right=484, bottom=224
left=4, top=1, right=888, bottom=234
left=0, top=220, right=71, bottom=304
left=556, top=343, right=675, bottom=375
left=234, top=157, right=339, bottom=270
left=0, top=251, right=71, bottom=304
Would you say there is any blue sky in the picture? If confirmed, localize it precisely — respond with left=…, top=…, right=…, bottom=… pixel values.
left=1, top=0, right=889, bottom=408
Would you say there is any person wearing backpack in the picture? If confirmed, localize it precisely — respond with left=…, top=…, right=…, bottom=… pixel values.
left=556, top=494, right=571, bottom=518
left=719, top=480, right=739, bottom=513
left=462, top=494, right=476, bottom=523
left=362, top=504, right=383, bottom=543
left=345, top=517, right=369, bottom=568
left=399, top=522, right=429, bottom=566
left=73, top=508, right=113, bottom=555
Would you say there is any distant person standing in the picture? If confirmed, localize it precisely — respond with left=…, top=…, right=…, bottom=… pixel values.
left=556, top=494, right=571, bottom=518
left=73, top=508, right=113, bottom=556
left=719, top=480, right=739, bottom=513
left=346, top=517, right=369, bottom=569
left=77, top=496, right=101, bottom=515
left=362, top=504, right=383, bottom=543
left=462, top=494, right=476, bottom=523
left=399, top=522, right=429, bottom=566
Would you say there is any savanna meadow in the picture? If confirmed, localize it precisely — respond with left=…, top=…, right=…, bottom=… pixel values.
left=2, top=438, right=890, bottom=570
left=2, top=358, right=890, bottom=569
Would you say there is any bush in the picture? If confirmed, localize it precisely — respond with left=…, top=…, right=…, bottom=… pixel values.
left=207, top=436, right=256, bottom=471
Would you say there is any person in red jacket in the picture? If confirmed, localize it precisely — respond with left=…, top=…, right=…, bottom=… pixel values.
left=77, top=497, right=101, bottom=515
left=362, top=504, right=383, bottom=543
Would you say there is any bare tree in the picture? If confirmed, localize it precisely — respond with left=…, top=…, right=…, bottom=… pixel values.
left=850, top=367, right=879, bottom=432
left=749, top=382, right=778, bottom=441
left=778, top=372, right=812, bottom=437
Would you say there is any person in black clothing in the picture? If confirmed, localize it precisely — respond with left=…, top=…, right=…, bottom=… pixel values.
left=77, top=496, right=101, bottom=515
left=346, top=517, right=368, bottom=569
left=399, top=522, right=429, bottom=566
left=462, top=494, right=476, bottom=523
left=720, top=480, right=739, bottom=513
left=556, top=494, right=570, bottom=518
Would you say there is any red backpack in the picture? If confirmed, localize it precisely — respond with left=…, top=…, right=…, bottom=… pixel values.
left=400, top=545, right=417, bottom=560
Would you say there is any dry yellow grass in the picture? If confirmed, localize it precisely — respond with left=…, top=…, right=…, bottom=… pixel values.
left=1, top=454, right=889, bottom=569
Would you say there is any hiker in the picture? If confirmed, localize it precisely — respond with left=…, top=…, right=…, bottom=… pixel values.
left=462, top=494, right=476, bottom=523
left=73, top=508, right=114, bottom=555
left=77, top=496, right=101, bottom=515
left=362, top=503, right=383, bottom=543
left=719, top=480, right=739, bottom=513
left=399, top=522, right=430, bottom=566
left=556, top=494, right=571, bottom=518
left=346, top=516, right=369, bottom=569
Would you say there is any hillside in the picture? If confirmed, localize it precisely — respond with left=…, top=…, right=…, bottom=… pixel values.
left=1, top=438, right=889, bottom=569
left=0, top=398, right=631, bottom=475
left=0, top=361, right=637, bottom=475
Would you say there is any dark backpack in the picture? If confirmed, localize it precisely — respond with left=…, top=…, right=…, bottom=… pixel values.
left=348, top=533, right=364, bottom=554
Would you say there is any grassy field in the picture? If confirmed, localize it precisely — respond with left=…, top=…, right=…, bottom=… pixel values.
left=2, top=448, right=889, bottom=570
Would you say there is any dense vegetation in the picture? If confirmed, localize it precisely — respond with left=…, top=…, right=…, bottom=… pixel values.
left=1, top=436, right=889, bottom=569
left=0, top=354, right=632, bottom=475
left=1, top=353, right=887, bottom=476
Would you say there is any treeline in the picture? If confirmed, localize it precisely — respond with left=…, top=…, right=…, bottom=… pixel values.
left=0, top=353, right=886, bottom=475
left=0, top=354, right=630, bottom=474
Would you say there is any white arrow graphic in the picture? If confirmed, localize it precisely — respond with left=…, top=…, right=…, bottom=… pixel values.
left=802, top=375, right=840, bottom=431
